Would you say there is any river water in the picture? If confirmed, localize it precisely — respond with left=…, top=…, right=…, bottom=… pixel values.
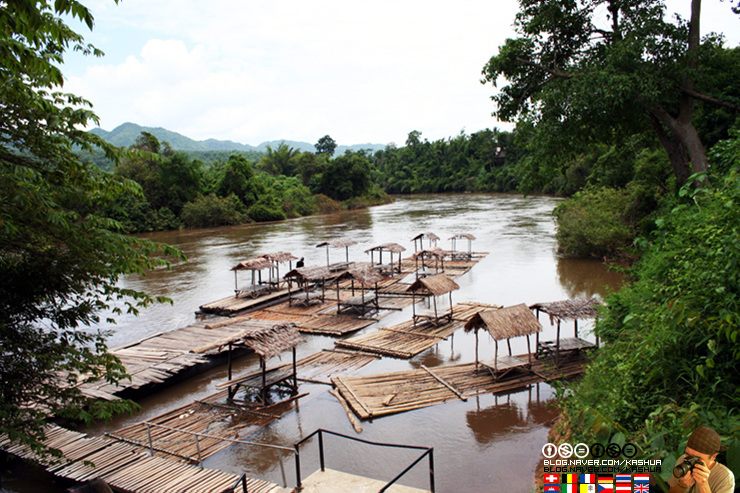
left=2, top=194, right=624, bottom=493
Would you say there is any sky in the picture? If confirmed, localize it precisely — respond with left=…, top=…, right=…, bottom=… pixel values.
left=63, top=0, right=740, bottom=148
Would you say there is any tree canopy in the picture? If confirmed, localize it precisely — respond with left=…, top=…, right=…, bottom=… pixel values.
left=482, top=0, right=740, bottom=186
left=0, top=0, right=184, bottom=457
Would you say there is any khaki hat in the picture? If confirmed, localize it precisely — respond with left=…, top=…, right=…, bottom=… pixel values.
left=687, top=426, right=726, bottom=455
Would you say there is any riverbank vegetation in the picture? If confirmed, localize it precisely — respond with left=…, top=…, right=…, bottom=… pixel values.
left=482, top=0, right=740, bottom=484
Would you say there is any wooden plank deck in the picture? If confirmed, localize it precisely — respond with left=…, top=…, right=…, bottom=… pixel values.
left=296, top=348, right=380, bottom=385
left=0, top=424, right=285, bottom=493
left=334, top=302, right=497, bottom=358
left=332, top=354, right=587, bottom=420
left=199, top=287, right=292, bottom=315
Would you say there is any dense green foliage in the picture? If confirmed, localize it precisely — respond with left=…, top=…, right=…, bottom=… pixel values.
left=0, top=0, right=185, bottom=457
left=371, top=129, right=519, bottom=193
left=558, top=134, right=740, bottom=483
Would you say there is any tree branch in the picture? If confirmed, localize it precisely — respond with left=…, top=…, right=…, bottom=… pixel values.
left=516, top=58, right=573, bottom=79
left=677, top=86, right=740, bottom=112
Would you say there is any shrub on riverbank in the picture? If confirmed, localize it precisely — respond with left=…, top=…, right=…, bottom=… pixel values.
left=181, top=194, right=247, bottom=228
left=556, top=133, right=740, bottom=483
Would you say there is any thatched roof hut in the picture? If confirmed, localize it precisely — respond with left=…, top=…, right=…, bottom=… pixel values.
left=449, top=233, right=476, bottom=259
left=407, top=273, right=459, bottom=296
left=259, top=252, right=298, bottom=289
left=335, top=263, right=384, bottom=314
left=284, top=266, right=331, bottom=305
left=238, top=322, right=304, bottom=359
left=222, top=322, right=305, bottom=403
left=365, top=242, right=406, bottom=274
left=411, top=232, right=440, bottom=252
left=529, top=298, right=601, bottom=348
left=407, top=273, right=459, bottom=325
left=411, top=247, right=447, bottom=278
left=231, top=257, right=276, bottom=297
left=464, top=304, right=542, bottom=372
left=316, top=237, right=358, bottom=270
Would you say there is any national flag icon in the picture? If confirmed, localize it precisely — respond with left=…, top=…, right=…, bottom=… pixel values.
left=580, top=474, right=596, bottom=484
left=544, top=486, right=560, bottom=492
left=544, top=474, right=560, bottom=484
left=579, top=485, right=596, bottom=493
left=615, top=474, right=632, bottom=483
left=633, top=474, right=649, bottom=483
left=598, top=476, right=614, bottom=484
left=614, top=483, right=631, bottom=492
left=633, top=484, right=649, bottom=493
left=563, top=474, right=579, bottom=483
left=597, top=484, right=613, bottom=493
left=561, top=485, right=577, bottom=493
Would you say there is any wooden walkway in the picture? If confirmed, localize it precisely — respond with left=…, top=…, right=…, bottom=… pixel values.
left=332, top=353, right=587, bottom=420
left=334, top=302, right=501, bottom=358
left=0, top=425, right=284, bottom=493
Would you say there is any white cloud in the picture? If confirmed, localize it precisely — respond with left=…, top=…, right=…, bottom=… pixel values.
left=64, top=0, right=738, bottom=146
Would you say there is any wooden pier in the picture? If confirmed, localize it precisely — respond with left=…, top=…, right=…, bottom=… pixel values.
left=0, top=425, right=285, bottom=493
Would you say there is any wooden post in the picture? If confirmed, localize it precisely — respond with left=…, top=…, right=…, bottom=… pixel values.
left=526, top=334, right=532, bottom=365
left=474, top=329, right=479, bottom=371
left=292, top=347, right=297, bottom=391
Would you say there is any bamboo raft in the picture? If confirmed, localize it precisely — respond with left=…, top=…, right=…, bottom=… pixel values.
left=332, top=354, right=587, bottom=420
left=296, top=348, right=380, bottom=384
left=0, top=425, right=284, bottom=493
left=334, top=302, right=501, bottom=358
left=110, top=390, right=298, bottom=464
left=198, top=286, right=293, bottom=316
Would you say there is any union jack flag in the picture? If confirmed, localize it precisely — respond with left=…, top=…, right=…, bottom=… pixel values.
left=633, top=484, right=649, bottom=493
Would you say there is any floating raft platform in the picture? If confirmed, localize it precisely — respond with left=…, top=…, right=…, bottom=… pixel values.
left=0, top=425, right=285, bottom=493
left=334, top=302, right=501, bottom=358
left=198, top=287, right=292, bottom=316
left=332, top=353, right=587, bottom=420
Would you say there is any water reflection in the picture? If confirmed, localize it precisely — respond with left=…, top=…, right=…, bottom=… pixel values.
left=557, top=257, right=625, bottom=299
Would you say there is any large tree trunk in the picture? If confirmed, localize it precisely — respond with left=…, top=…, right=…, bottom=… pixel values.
left=648, top=0, right=708, bottom=185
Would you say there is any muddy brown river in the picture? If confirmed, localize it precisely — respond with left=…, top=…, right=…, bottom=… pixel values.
left=1, top=193, right=623, bottom=493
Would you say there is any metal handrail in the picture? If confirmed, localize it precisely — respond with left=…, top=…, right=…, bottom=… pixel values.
left=294, top=428, right=435, bottom=492
left=225, top=473, right=248, bottom=493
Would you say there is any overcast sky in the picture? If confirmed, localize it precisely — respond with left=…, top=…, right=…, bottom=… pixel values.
left=63, top=0, right=739, bottom=147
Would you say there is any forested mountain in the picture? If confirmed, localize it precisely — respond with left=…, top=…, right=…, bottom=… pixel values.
left=90, top=122, right=385, bottom=155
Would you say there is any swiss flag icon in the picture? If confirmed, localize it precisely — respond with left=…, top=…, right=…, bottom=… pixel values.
left=544, top=474, right=560, bottom=484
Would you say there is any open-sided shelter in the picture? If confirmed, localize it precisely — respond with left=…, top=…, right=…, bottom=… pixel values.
left=411, top=247, right=446, bottom=279
left=365, top=242, right=406, bottom=275
left=411, top=232, right=440, bottom=252
left=334, top=264, right=384, bottom=314
left=284, top=265, right=331, bottom=306
left=316, top=237, right=357, bottom=272
left=219, top=322, right=305, bottom=404
left=529, top=298, right=601, bottom=358
left=260, top=251, right=298, bottom=290
left=407, top=273, right=459, bottom=326
left=449, top=233, right=476, bottom=260
left=231, top=257, right=276, bottom=298
left=464, top=304, right=541, bottom=378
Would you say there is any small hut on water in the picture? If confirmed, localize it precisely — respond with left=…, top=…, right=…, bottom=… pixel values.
left=449, top=233, right=476, bottom=260
left=365, top=242, right=405, bottom=275
left=316, top=237, right=357, bottom=272
left=218, top=322, right=305, bottom=404
left=284, top=265, right=331, bottom=306
left=411, top=247, right=446, bottom=279
left=260, top=251, right=298, bottom=290
left=407, top=273, right=459, bottom=326
left=411, top=232, right=440, bottom=252
left=335, top=264, right=384, bottom=315
left=464, top=304, right=541, bottom=379
left=529, top=298, right=600, bottom=359
left=231, top=257, right=275, bottom=298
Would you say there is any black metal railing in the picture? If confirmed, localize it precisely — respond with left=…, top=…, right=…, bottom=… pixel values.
left=293, top=428, right=435, bottom=492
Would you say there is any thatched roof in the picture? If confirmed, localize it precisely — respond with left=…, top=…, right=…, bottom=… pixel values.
left=411, top=232, right=440, bottom=242
left=337, top=263, right=384, bottom=286
left=464, top=304, right=541, bottom=340
left=261, top=251, right=298, bottom=264
left=365, top=243, right=406, bottom=254
left=449, top=233, right=476, bottom=241
left=529, top=298, right=601, bottom=322
left=231, top=257, right=275, bottom=271
left=239, top=323, right=304, bottom=359
left=407, top=273, right=459, bottom=295
left=284, top=266, right=331, bottom=281
left=316, top=237, right=358, bottom=248
left=411, top=247, right=446, bottom=260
